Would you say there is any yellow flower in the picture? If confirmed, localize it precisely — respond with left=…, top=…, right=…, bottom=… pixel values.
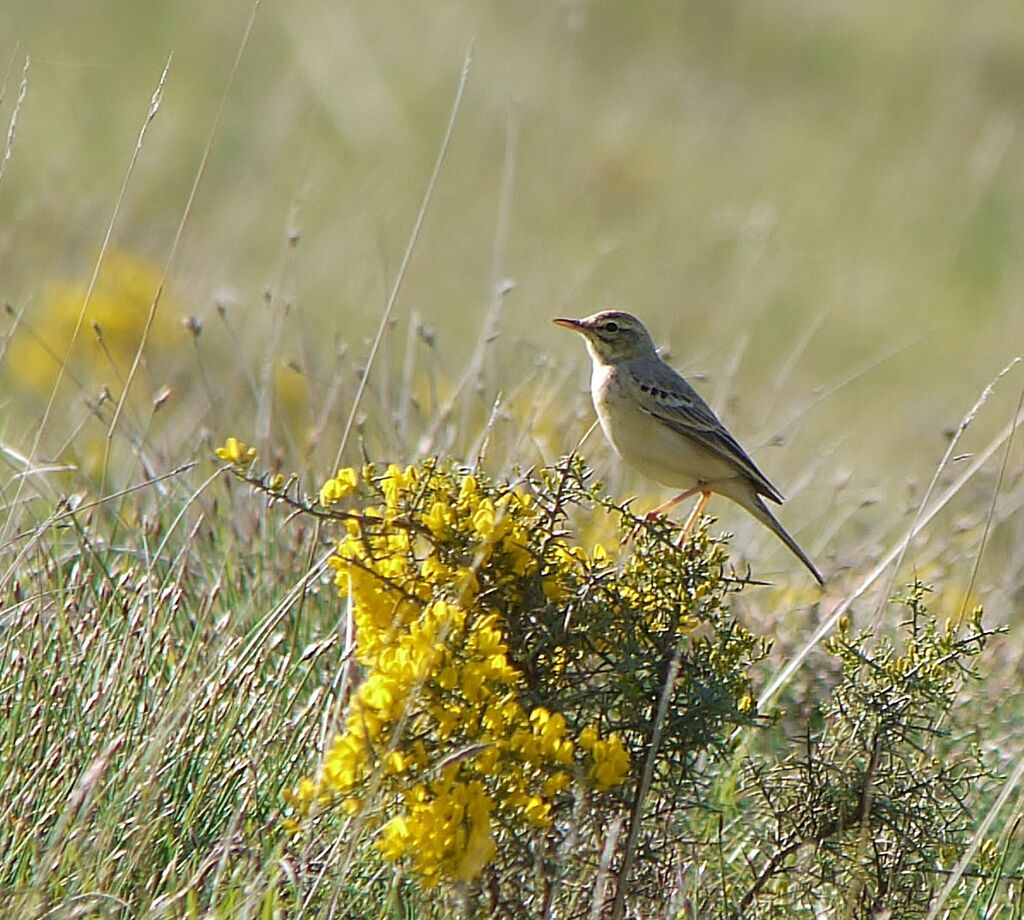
left=542, top=771, right=572, bottom=797
left=435, top=704, right=462, bottom=740
left=358, top=673, right=401, bottom=718
left=460, top=662, right=489, bottom=703
left=458, top=474, right=479, bottom=503
left=4, top=248, right=185, bottom=396
left=454, top=788, right=497, bottom=880
left=424, top=500, right=454, bottom=539
left=469, top=614, right=507, bottom=657
left=474, top=744, right=501, bottom=775
left=530, top=708, right=574, bottom=764
left=481, top=697, right=522, bottom=736
left=521, top=794, right=552, bottom=828
left=377, top=814, right=411, bottom=861
left=542, top=575, right=570, bottom=603
left=590, top=732, right=631, bottom=791
left=215, top=437, right=256, bottom=466
left=286, top=458, right=653, bottom=889
left=341, top=797, right=362, bottom=816
left=375, top=778, right=499, bottom=885
left=502, top=530, right=536, bottom=576
left=380, top=463, right=417, bottom=510
left=472, top=499, right=510, bottom=542
left=319, top=467, right=358, bottom=506
left=321, top=731, right=366, bottom=793
left=285, top=777, right=318, bottom=810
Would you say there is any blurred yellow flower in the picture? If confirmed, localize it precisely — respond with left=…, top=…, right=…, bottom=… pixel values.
left=589, top=733, right=631, bottom=791
left=5, top=248, right=185, bottom=396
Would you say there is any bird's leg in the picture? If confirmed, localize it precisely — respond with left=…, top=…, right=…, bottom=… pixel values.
left=676, top=490, right=710, bottom=547
left=623, top=486, right=703, bottom=544
left=649, top=487, right=703, bottom=520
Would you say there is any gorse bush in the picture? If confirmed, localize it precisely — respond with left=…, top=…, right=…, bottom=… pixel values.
left=296, top=459, right=633, bottom=884
left=220, top=442, right=768, bottom=914
left=727, top=589, right=1000, bottom=919
left=212, top=441, right=1005, bottom=918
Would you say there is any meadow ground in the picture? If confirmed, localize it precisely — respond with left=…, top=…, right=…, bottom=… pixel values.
left=2, top=2, right=1024, bottom=916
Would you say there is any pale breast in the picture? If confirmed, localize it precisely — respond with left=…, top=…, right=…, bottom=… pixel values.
left=591, top=363, right=737, bottom=491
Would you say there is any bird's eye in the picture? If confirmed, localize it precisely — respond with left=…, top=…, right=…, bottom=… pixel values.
left=604, top=321, right=619, bottom=333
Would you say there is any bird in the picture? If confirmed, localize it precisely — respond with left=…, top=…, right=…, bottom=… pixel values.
left=553, top=310, right=823, bottom=584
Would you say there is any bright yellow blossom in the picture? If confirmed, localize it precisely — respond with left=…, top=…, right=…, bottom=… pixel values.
left=319, top=467, right=358, bottom=506
left=215, top=437, right=256, bottom=466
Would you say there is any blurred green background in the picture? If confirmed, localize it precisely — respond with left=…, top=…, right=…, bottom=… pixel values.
left=2, top=0, right=1023, bottom=554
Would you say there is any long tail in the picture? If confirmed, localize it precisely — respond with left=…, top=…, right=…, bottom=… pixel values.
left=746, top=494, right=824, bottom=585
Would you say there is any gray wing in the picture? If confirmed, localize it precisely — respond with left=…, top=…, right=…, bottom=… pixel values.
left=628, top=359, right=785, bottom=504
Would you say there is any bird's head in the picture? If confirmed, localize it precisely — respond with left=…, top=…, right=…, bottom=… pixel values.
left=552, top=310, right=658, bottom=364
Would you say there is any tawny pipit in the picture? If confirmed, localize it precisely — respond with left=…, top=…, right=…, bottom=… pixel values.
left=554, top=310, right=823, bottom=585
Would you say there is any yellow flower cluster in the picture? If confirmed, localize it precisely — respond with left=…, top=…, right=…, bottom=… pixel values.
left=377, top=768, right=496, bottom=885
left=285, top=461, right=631, bottom=886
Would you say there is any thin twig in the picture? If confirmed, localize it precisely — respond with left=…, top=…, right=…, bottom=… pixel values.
left=956, top=358, right=1024, bottom=625
left=871, top=354, right=1021, bottom=629
left=0, top=52, right=28, bottom=188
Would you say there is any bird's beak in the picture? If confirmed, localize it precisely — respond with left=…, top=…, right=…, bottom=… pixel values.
left=552, top=317, right=585, bottom=332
